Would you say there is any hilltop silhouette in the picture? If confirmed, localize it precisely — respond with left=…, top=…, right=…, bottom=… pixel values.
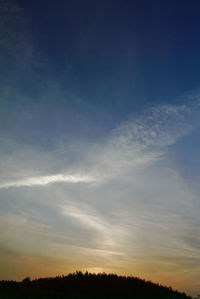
left=0, top=271, right=192, bottom=299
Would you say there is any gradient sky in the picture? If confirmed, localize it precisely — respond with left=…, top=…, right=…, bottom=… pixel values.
left=0, top=0, right=200, bottom=296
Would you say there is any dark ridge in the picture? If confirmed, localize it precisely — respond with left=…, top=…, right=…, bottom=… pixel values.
left=0, top=271, right=192, bottom=299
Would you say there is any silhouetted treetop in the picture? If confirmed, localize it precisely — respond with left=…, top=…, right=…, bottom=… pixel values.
left=0, top=271, right=192, bottom=299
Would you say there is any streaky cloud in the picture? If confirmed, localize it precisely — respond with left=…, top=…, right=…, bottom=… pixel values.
left=0, top=173, right=95, bottom=189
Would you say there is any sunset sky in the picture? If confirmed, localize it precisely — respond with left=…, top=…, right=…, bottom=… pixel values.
left=0, top=0, right=200, bottom=297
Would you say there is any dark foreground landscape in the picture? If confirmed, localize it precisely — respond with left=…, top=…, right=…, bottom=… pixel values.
left=0, top=272, right=192, bottom=299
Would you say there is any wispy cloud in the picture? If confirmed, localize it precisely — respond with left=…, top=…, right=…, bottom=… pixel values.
left=60, top=204, right=124, bottom=250
left=85, top=103, right=200, bottom=183
left=1, top=101, right=200, bottom=295
left=112, top=104, right=197, bottom=149
left=0, top=173, right=95, bottom=189
left=0, top=103, right=198, bottom=189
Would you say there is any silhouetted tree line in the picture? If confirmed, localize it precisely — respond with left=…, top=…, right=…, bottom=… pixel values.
left=0, top=271, right=192, bottom=299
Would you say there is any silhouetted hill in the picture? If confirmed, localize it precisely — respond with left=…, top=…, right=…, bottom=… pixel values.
left=0, top=271, right=192, bottom=299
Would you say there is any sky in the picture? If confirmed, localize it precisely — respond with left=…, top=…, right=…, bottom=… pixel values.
left=0, top=0, right=200, bottom=296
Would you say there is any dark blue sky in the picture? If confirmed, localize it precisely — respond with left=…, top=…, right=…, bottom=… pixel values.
left=17, top=0, right=200, bottom=112
left=2, top=0, right=200, bottom=145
